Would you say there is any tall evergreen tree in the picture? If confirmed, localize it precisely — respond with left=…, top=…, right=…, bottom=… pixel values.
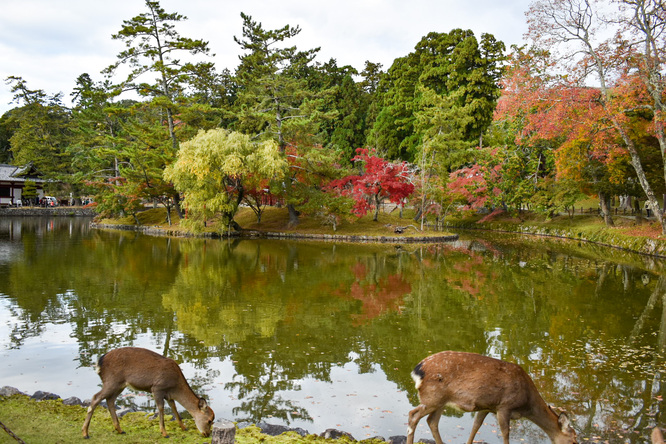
left=103, top=0, right=213, bottom=216
left=368, top=29, right=505, bottom=164
left=233, top=12, right=322, bottom=225
left=233, top=12, right=320, bottom=152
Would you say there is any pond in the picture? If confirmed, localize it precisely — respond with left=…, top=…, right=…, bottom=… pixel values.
left=0, top=217, right=665, bottom=443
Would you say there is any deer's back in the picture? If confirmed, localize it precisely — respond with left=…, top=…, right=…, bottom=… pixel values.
left=98, top=347, right=185, bottom=392
left=415, top=351, right=538, bottom=414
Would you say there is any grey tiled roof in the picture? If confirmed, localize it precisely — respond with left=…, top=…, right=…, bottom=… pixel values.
left=0, top=164, right=44, bottom=183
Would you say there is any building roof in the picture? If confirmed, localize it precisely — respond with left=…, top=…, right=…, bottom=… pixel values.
left=0, top=164, right=45, bottom=183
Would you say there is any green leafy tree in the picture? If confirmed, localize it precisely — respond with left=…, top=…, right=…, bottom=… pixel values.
left=308, top=59, right=368, bottom=161
left=234, top=12, right=319, bottom=150
left=68, top=74, right=127, bottom=200
left=0, top=109, right=18, bottom=163
left=164, top=128, right=286, bottom=231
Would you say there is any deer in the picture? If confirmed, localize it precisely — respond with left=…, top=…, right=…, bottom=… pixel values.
left=406, top=351, right=578, bottom=444
left=653, top=427, right=665, bottom=444
left=81, top=347, right=215, bottom=439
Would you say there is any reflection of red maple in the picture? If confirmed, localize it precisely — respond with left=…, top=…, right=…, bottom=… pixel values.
left=335, top=272, right=411, bottom=325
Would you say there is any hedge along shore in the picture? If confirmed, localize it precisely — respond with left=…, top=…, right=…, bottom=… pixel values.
left=446, top=219, right=666, bottom=259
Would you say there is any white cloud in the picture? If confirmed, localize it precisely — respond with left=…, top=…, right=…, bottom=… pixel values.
left=0, top=0, right=532, bottom=113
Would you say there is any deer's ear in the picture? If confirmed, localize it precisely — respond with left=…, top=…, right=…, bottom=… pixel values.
left=557, top=411, right=571, bottom=430
left=199, top=398, right=208, bottom=410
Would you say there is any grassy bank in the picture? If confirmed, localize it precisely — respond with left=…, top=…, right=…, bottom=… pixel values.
left=0, top=395, right=367, bottom=444
left=446, top=211, right=666, bottom=257
left=97, top=206, right=453, bottom=239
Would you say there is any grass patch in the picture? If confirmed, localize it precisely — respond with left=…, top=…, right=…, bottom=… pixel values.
left=0, top=396, right=201, bottom=443
left=0, top=395, right=377, bottom=444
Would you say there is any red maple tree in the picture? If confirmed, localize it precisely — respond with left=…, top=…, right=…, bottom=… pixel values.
left=327, top=148, right=415, bottom=221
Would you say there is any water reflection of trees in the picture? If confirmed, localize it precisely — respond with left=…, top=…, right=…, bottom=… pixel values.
left=3, top=221, right=666, bottom=442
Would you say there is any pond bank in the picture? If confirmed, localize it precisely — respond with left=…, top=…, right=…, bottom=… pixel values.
left=90, top=222, right=460, bottom=244
left=446, top=218, right=666, bottom=258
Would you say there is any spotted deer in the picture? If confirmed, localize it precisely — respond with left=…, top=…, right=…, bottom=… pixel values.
left=82, top=347, right=215, bottom=438
left=407, top=351, right=577, bottom=444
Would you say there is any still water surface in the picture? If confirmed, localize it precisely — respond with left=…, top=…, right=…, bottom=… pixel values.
left=0, top=217, right=665, bottom=443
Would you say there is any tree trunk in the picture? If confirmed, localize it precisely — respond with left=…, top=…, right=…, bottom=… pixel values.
left=599, top=192, right=614, bottom=227
left=373, top=195, right=381, bottom=222
left=613, top=119, right=664, bottom=233
left=287, top=204, right=300, bottom=226
left=635, top=199, right=643, bottom=225
left=173, top=192, right=184, bottom=219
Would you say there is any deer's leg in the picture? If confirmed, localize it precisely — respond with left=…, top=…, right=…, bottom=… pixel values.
left=82, top=390, right=104, bottom=438
left=106, top=391, right=125, bottom=434
left=407, top=404, right=437, bottom=444
left=425, top=407, right=445, bottom=444
left=154, top=393, right=169, bottom=438
left=466, top=411, right=489, bottom=444
left=496, top=410, right=512, bottom=444
left=167, top=398, right=186, bottom=431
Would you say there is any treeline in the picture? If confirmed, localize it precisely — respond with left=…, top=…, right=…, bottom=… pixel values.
left=2, top=0, right=666, bottom=235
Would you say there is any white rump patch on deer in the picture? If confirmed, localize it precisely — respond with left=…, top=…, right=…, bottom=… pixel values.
left=411, top=370, right=423, bottom=390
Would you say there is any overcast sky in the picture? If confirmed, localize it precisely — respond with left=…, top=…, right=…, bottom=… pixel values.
left=0, top=0, right=534, bottom=115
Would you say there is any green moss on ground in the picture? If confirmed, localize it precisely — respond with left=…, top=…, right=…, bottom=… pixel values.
left=0, top=395, right=381, bottom=444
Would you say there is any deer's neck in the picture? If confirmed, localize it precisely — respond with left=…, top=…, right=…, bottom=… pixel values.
left=171, top=385, right=201, bottom=413
left=527, top=399, right=562, bottom=441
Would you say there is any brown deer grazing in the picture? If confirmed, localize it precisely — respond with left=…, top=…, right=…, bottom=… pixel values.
left=82, top=347, right=215, bottom=439
left=407, top=351, right=577, bottom=444
left=653, top=427, right=665, bottom=444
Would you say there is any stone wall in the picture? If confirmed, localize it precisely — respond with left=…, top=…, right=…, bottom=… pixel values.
left=0, top=207, right=96, bottom=217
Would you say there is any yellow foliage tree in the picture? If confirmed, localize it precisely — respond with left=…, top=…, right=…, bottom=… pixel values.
left=164, top=128, right=286, bottom=231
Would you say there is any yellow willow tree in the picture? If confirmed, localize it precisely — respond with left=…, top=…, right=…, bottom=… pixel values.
left=164, top=129, right=286, bottom=231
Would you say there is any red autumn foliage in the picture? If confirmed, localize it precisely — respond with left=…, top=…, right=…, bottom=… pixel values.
left=327, top=148, right=415, bottom=218
left=447, top=163, right=501, bottom=210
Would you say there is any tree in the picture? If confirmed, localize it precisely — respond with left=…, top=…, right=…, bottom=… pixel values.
left=233, top=12, right=322, bottom=225
left=328, top=148, right=415, bottom=221
left=22, top=179, right=38, bottom=205
left=0, top=109, right=17, bottom=163
left=310, top=59, right=367, bottom=162
left=4, top=76, right=72, bottom=180
left=368, top=30, right=504, bottom=163
left=495, top=42, right=652, bottom=226
left=68, top=74, right=126, bottom=202
left=164, top=129, right=286, bottom=231
left=281, top=143, right=352, bottom=229
left=525, top=0, right=666, bottom=233
left=104, top=0, right=213, bottom=215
